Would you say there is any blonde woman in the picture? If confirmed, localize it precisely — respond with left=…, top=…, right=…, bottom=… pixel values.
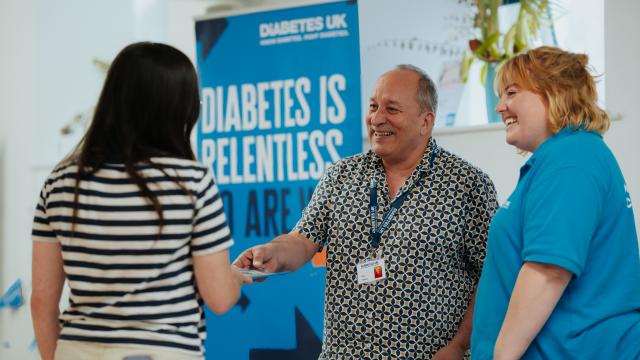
left=471, top=46, right=640, bottom=359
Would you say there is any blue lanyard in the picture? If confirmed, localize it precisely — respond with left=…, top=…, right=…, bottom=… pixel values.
left=369, top=146, right=438, bottom=248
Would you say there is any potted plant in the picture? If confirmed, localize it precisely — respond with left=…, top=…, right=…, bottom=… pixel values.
left=461, top=0, right=553, bottom=122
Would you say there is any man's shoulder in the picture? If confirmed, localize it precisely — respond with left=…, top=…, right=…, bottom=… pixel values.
left=328, top=151, right=371, bottom=173
left=437, top=147, right=491, bottom=179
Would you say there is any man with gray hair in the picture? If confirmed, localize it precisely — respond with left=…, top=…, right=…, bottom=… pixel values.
left=235, top=65, right=498, bottom=359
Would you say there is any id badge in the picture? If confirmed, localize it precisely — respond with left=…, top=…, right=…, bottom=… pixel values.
left=356, top=258, right=386, bottom=284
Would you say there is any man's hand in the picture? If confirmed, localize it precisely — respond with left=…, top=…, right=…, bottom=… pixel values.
left=231, top=265, right=253, bottom=285
left=432, top=343, right=466, bottom=360
left=233, top=232, right=319, bottom=279
left=233, top=243, right=281, bottom=273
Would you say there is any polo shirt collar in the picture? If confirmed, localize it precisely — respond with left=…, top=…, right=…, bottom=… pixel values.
left=519, top=126, right=600, bottom=181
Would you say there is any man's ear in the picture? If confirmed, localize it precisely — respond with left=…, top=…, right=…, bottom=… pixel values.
left=420, top=111, right=436, bottom=136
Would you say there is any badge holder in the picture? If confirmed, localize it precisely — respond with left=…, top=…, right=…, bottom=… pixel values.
left=357, top=247, right=386, bottom=285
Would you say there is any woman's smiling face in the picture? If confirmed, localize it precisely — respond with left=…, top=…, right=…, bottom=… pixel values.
left=496, top=84, right=552, bottom=153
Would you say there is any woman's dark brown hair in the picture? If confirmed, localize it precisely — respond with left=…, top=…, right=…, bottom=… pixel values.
left=69, top=42, right=200, bottom=234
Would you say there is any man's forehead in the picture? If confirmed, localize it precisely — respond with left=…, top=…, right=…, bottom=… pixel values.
left=375, top=70, right=417, bottom=88
left=371, top=73, right=418, bottom=103
left=379, top=69, right=418, bottom=83
left=369, top=94, right=402, bottom=105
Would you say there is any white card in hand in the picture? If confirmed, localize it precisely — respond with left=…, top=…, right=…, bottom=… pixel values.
left=238, top=269, right=290, bottom=279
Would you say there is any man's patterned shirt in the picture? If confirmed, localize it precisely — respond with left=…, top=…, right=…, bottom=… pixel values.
left=295, top=138, right=498, bottom=359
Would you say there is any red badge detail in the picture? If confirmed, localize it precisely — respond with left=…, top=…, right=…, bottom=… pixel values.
left=374, top=265, right=383, bottom=278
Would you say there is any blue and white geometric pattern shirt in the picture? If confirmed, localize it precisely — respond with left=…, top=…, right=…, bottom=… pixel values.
left=296, top=138, right=498, bottom=359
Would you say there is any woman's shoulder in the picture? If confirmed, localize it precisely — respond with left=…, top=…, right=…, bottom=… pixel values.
left=535, top=131, right=616, bottom=187
left=149, top=157, right=209, bottom=172
left=148, top=158, right=213, bottom=188
left=42, top=160, right=78, bottom=187
left=543, top=131, right=611, bottom=167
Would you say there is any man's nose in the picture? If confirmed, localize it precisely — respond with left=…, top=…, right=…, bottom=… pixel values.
left=369, top=109, right=385, bottom=125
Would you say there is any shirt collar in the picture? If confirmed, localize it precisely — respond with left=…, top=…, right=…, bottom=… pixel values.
left=368, top=137, right=437, bottom=173
left=533, top=127, right=576, bottom=156
left=368, top=137, right=437, bottom=200
left=417, top=137, right=438, bottom=174
left=519, top=127, right=600, bottom=180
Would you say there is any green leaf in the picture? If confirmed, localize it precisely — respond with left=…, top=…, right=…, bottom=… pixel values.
left=503, top=26, right=517, bottom=57
left=480, top=62, right=488, bottom=84
left=461, top=52, right=472, bottom=83
left=473, top=31, right=501, bottom=61
left=466, top=0, right=556, bottom=85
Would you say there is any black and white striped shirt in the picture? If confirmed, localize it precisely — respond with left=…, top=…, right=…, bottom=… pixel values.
left=32, top=157, right=233, bottom=356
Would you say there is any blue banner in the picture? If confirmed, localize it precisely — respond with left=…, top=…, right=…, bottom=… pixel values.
left=195, top=1, right=361, bottom=358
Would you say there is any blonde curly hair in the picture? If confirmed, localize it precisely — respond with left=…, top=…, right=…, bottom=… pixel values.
left=494, top=46, right=609, bottom=134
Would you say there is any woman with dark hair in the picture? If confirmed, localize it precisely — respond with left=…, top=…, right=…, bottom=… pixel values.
left=30, top=42, right=250, bottom=360
left=471, top=46, right=640, bottom=359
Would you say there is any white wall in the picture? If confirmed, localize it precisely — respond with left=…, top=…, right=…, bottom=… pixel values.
left=603, top=0, right=640, bottom=229
left=0, top=1, right=215, bottom=357
left=0, top=0, right=38, bottom=356
left=167, top=0, right=218, bottom=63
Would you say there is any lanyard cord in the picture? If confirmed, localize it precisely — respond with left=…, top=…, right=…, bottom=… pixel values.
left=369, top=145, right=438, bottom=248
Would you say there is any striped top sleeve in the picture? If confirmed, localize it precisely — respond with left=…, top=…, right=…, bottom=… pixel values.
left=191, top=167, right=234, bottom=256
left=32, top=187, right=57, bottom=242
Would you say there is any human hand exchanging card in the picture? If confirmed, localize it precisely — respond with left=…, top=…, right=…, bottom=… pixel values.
left=233, top=244, right=287, bottom=282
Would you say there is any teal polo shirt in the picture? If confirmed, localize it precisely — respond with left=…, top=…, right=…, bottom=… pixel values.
left=472, top=128, right=640, bottom=359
